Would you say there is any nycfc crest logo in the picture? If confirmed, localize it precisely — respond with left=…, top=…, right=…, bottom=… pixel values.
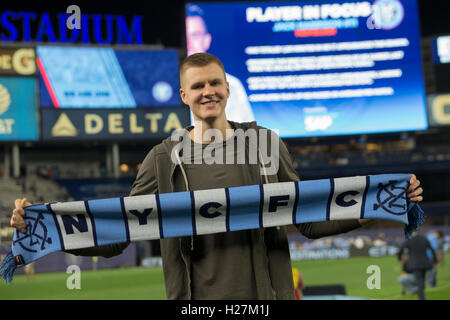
left=373, top=180, right=407, bottom=215
left=13, top=212, right=52, bottom=252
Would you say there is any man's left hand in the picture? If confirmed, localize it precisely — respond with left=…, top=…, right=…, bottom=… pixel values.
left=407, top=174, right=423, bottom=202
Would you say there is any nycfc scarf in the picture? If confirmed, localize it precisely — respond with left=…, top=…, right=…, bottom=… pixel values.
left=1, top=173, right=424, bottom=283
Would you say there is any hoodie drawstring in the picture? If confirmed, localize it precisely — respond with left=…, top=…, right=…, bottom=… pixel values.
left=174, top=150, right=194, bottom=251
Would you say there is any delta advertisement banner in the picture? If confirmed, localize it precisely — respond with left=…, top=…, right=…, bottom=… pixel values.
left=0, top=76, right=39, bottom=141
left=40, top=107, right=190, bottom=141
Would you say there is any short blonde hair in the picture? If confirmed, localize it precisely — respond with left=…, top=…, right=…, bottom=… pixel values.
left=179, top=53, right=226, bottom=86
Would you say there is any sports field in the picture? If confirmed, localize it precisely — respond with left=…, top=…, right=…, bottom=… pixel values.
left=0, top=254, right=449, bottom=300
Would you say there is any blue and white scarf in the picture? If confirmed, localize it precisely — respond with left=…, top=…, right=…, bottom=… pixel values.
left=1, top=173, right=424, bottom=283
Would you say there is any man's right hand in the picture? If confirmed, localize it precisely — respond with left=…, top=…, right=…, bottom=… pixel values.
left=10, top=198, right=32, bottom=234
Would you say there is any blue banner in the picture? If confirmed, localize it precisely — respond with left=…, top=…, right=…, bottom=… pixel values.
left=0, top=77, right=38, bottom=141
left=186, top=0, right=428, bottom=137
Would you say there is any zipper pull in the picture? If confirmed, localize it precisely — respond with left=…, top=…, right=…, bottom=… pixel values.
left=190, top=236, right=194, bottom=251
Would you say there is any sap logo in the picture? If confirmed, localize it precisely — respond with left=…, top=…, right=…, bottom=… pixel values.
left=335, top=191, right=359, bottom=207
left=304, top=115, right=333, bottom=132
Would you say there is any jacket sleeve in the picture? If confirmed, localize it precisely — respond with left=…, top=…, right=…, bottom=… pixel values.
left=276, top=136, right=363, bottom=239
left=65, top=148, right=159, bottom=258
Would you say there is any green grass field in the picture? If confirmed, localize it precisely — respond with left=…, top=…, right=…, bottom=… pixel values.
left=0, top=254, right=449, bottom=300
left=293, top=253, right=450, bottom=300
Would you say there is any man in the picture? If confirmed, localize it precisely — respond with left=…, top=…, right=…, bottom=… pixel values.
left=398, top=231, right=438, bottom=300
left=185, top=4, right=255, bottom=123
left=11, top=53, right=424, bottom=300
left=426, top=230, right=443, bottom=287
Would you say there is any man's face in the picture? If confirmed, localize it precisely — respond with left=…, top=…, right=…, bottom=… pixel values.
left=180, top=63, right=229, bottom=122
left=186, top=16, right=211, bottom=56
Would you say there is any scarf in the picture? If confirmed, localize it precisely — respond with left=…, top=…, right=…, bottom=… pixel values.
left=1, top=173, right=424, bottom=283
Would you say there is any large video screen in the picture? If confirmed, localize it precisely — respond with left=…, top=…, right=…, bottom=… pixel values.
left=185, top=0, right=428, bottom=137
left=37, top=46, right=180, bottom=108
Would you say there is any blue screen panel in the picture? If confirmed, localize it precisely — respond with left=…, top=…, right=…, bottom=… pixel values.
left=37, top=46, right=180, bottom=108
left=0, top=77, right=38, bottom=141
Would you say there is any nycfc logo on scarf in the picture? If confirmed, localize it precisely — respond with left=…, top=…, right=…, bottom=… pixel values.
left=14, top=213, right=52, bottom=253
left=374, top=180, right=407, bottom=215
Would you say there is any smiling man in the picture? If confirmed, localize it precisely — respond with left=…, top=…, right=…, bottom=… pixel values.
left=11, top=53, right=424, bottom=300
left=179, top=53, right=233, bottom=142
left=126, top=53, right=424, bottom=299
left=185, top=5, right=255, bottom=122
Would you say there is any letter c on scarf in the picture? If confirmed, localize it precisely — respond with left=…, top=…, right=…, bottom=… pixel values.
left=335, top=190, right=359, bottom=207
left=199, top=202, right=223, bottom=218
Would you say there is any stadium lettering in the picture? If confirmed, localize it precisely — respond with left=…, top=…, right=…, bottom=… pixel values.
left=268, top=195, right=289, bottom=212
left=199, top=202, right=223, bottom=218
left=0, top=11, right=143, bottom=45
left=129, top=208, right=153, bottom=225
left=335, top=190, right=359, bottom=207
left=61, top=214, right=88, bottom=234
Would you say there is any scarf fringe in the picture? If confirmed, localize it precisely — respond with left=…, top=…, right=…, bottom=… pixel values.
left=404, top=202, right=425, bottom=239
left=0, top=249, right=17, bottom=284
